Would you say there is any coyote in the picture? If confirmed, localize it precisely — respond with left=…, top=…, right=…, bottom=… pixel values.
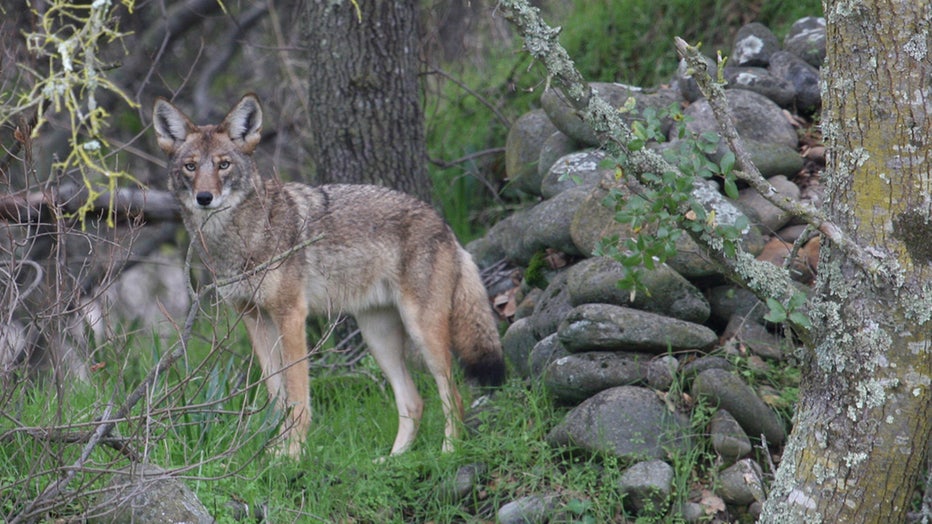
left=152, top=94, right=505, bottom=458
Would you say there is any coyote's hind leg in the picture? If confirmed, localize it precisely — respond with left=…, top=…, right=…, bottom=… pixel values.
left=356, top=307, right=424, bottom=455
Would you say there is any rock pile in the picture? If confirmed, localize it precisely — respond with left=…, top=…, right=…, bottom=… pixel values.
left=469, top=17, right=826, bottom=523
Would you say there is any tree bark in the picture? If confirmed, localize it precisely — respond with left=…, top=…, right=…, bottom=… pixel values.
left=760, top=0, right=932, bottom=522
left=303, top=0, right=432, bottom=204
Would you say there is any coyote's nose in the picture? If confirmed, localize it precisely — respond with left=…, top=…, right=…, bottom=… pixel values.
left=195, top=192, right=214, bottom=206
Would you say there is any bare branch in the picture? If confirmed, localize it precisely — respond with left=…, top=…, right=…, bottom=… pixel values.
left=192, top=2, right=271, bottom=121
left=496, top=0, right=805, bottom=326
left=672, top=36, right=883, bottom=277
left=425, top=68, right=513, bottom=128
left=8, top=232, right=323, bottom=523
left=0, top=185, right=180, bottom=224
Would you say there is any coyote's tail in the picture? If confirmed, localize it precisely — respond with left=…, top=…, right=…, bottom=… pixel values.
left=451, top=248, right=506, bottom=387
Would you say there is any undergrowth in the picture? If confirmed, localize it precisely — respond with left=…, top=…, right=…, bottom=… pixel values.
left=0, top=316, right=797, bottom=522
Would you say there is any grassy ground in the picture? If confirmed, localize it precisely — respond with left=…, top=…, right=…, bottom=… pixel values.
left=2, top=1, right=822, bottom=521
left=0, top=312, right=800, bottom=522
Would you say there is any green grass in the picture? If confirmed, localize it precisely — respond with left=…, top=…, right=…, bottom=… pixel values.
left=0, top=320, right=766, bottom=522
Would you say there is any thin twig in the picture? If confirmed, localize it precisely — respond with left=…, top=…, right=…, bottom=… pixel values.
left=428, top=147, right=506, bottom=169
left=9, top=234, right=322, bottom=523
left=425, top=68, right=513, bottom=128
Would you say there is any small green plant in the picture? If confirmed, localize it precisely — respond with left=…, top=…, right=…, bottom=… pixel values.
left=764, top=292, right=812, bottom=329
left=595, top=101, right=743, bottom=295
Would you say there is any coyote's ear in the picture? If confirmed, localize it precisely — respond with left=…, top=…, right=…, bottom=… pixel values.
left=221, top=94, right=262, bottom=154
left=152, top=97, right=196, bottom=154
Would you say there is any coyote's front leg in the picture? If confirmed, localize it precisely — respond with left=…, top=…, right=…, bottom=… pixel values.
left=273, top=297, right=312, bottom=457
left=239, top=296, right=311, bottom=458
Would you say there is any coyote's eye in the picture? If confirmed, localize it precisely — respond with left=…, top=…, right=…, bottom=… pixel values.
left=218, top=160, right=231, bottom=170
left=183, top=162, right=197, bottom=172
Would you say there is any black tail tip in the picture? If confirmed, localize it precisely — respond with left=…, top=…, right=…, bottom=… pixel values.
left=464, top=356, right=506, bottom=388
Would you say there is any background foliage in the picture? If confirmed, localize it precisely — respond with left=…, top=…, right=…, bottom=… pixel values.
left=0, top=0, right=821, bottom=521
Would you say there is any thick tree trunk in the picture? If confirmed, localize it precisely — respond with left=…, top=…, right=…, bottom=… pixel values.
left=760, top=1, right=932, bottom=522
left=303, top=0, right=432, bottom=204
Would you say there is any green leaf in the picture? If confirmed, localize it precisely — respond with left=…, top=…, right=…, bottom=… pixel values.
left=719, top=151, right=736, bottom=174
left=723, top=176, right=739, bottom=200
left=764, top=297, right=787, bottom=323
left=723, top=240, right=736, bottom=259
left=788, top=291, right=808, bottom=310
left=789, top=311, right=812, bottom=329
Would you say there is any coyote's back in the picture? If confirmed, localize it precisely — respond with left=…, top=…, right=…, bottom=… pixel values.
left=153, top=94, right=504, bottom=458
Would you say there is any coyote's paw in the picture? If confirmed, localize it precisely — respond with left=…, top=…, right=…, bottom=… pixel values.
left=268, top=436, right=304, bottom=459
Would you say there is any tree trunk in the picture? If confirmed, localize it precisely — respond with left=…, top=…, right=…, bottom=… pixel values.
left=303, top=0, right=432, bottom=204
left=761, top=0, right=932, bottom=522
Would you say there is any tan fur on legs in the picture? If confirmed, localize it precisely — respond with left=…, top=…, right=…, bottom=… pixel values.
left=270, top=294, right=311, bottom=458
left=356, top=307, right=424, bottom=456
left=397, top=297, right=464, bottom=453
left=237, top=304, right=285, bottom=403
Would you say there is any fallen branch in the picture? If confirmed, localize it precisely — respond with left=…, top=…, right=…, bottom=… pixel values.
left=0, top=184, right=180, bottom=224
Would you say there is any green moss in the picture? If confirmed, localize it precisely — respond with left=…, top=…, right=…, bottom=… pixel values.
left=524, top=250, right=550, bottom=289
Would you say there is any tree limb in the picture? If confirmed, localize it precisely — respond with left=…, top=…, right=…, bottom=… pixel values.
left=672, top=37, right=884, bottom=278
left=496, top=0, right=806, bottom=330
left=0, top=185, right=180, bottom=224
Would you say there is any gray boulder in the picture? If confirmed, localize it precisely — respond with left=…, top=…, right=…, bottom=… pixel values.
left=723, top=315, right=786, bottom=361
left=538, top=130, right=581, bottom=182
left=501, top=186, right=589, bottom=264
left=497, top=493, right=560, bottom=524
left=724, top=66, right=796, bottom=107
left=569, top=180, right=721, bottom=278
left=618, top=460, right=674, bottom=514
left=708, top=285, right=766, bottom=325
left=542, top=83, right=679, bottom=146
left=501, top=317, right=538, bottom=378
left=678, top=89, right=799, bottom=152
left=530, top=271, right=574, bottom=340
left=540, top=149, right=614, bottom=198
left=692, top=368, right=786, bottom=445
left=514, top=287, right=542, bottom=321
left=547, top=386, right=691, bottom=460
left=783, top=16, right=826, bottom=68
left=769, top=50, right=821, bottom=116
left=736, top=175, right=801, bottom=232
left=544, top=351, right=649, bottom=402
left=681, top=355, right=734, bottom=380
left=565, top=256, right=710, bottom=323
left=646, top=355, right=679, bottom=391
left=438, top=463, right=487, bottom=503
left=540, top=149, right=611, bottom=198
left=506, top=109, right=558, bottom=194
left=90, top=464, right=213, bottom=524
left=711, top=140, right=803, bottom=179
left=717, top=459, right=766, bottom=505
left=709, top=409, right=753, bottom=464
left=528, top=333, right=571, bottom=379
left=731, top=22, right=781, bottom=67
left=558, top=304, right=718, bottom=354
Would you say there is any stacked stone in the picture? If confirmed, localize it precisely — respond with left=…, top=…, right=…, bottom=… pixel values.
left=471, top=17, right=826, bottom=523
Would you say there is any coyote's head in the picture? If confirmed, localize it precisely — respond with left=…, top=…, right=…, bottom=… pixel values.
left=152, top=94, right=263, bottom=212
